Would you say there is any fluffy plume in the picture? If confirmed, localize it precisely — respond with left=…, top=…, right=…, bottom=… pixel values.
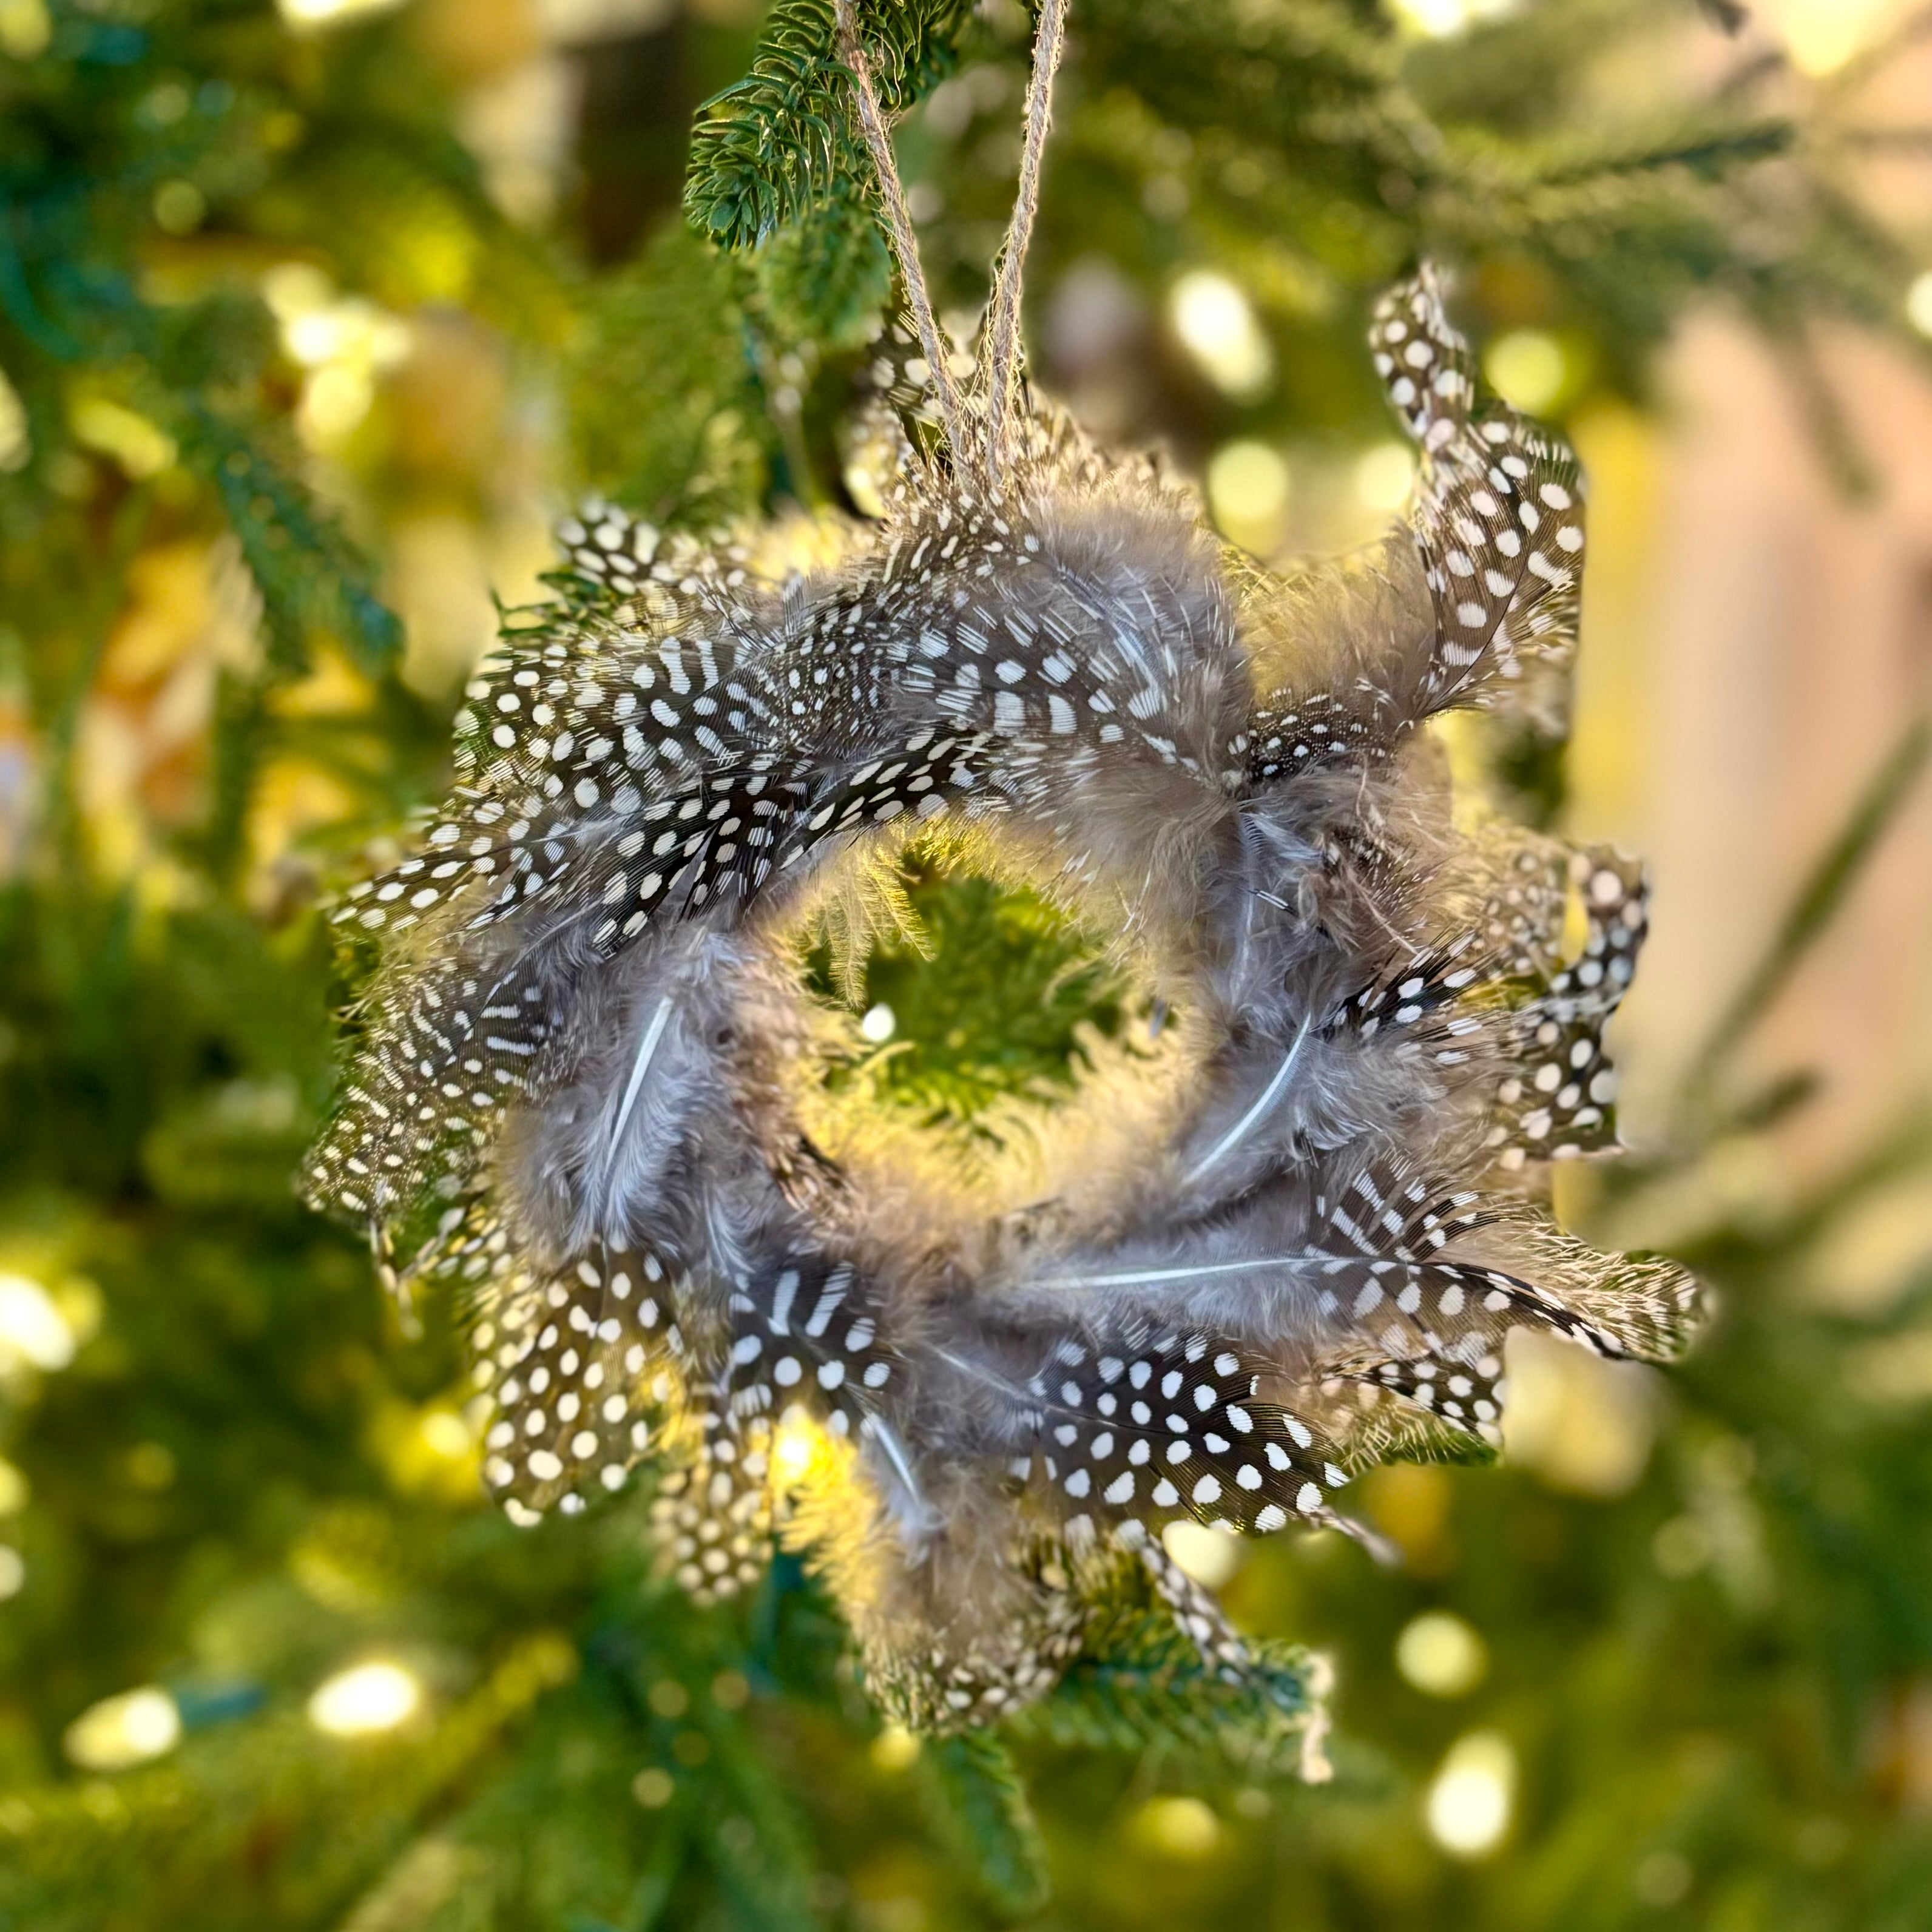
left=304, top=0, right=1700, bottom=1737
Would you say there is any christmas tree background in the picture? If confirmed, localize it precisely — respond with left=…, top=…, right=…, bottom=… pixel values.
left=4, top=1, right=1932, bottom=1927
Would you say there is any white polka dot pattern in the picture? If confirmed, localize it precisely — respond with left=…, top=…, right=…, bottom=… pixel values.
left=1370, top=265, right=1586, bottom=717
left=1301, top=1161, right=1681, bottom=1450
left=1478, top=840, right=1649, bottom=1164
left=717, top=1251, right=900, bottom=1446
left=1010, top=1327, right=1356, bottom=1543
left=649, top=1404, right=774, bottom=1603
left=1131, top=1527, right=1257, bottom=1685
left=1243, top=265, right=1586, bottom=786
left=297, top=231, right=1704, bottom=1739
left=305, top=958, right=556, bottom=1224
left=451, top=1223, right=689, bottom=1519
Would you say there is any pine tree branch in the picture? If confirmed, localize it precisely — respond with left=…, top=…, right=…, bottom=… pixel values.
left=918, top=1732, right=1050, bottom=1917
left=683, top=0, right=977, bottom=251
left=180, top=407, right=402, bottom=675
left=0, top=1636, right=577, bottom=1925
left=1015, top=1601, right=1322, bottom=1775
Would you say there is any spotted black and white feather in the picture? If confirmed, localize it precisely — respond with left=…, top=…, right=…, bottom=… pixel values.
left=303, top=0, right=1700, bottom=1746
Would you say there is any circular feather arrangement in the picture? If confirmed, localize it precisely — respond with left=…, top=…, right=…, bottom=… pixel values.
left=303, top=0, right=1700, bottom=1741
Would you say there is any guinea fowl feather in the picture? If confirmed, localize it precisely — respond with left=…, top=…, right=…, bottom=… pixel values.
left=303, top=0, right=1700, bottom=1737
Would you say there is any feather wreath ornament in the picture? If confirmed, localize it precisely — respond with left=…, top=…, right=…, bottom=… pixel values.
left=303, top=0, right=1701, bottom=1739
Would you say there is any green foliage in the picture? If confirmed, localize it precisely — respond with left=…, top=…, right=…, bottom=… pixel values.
left=918, top=1733, right=1050, bottom=1917
left=809, top=849, right=1138, bottom=1128
left=674, top=0, right=1924, bottom=436
left=751, top=173, right=893, bottom=353
left=0, top=0, right=511, bottom=674
left=186, top=409, right=402, bottom=674
left=1016, top=1600, right=1320, bottom=1772
left=564, top=221, right=774, bottom=522
left=684, top=0, right=978, bottom=250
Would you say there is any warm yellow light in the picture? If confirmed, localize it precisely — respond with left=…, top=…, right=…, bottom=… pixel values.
left=1395, top=1610, right=1488, bottom=1697
left=308, top=1660, right=422, bottom=1735
left=1504, top=1328, right=1658, bottom=1497
left=0, top=364, right=28, bottom=474
left=1775, top=0, right=1907, bottom=75
left=1389, top=0, right=1519, bottom=35
left=1170, top=272, right=1272, bottom=398
left=0, top=1547, right=23, bottom=1601
left=0, top=1273, right=74, bottom=1372
left=284, top=308, right=355, bottom=368
left=1206, top=441, right=1291, bottom=553
left=273, top=288, right=411, bottom=377
left=271, top=290, right=409, bottom=450
left=1908, top=272, right=1932, bottom=340
left=843, top=457, right=889, bottom=521
left=870, top=1724, right=922, bottom=1771
left=64, top=1687, right=181, bottom=1771
left=417, top=1409, right=472, bottom=1461
left=0, top=0, right=52, bottom=60
left=1391, top=0, right=1470, bottom=32
left=1353, top=440, right=1415, bottom=514
left=1208, top=441, right=1289, bottom=520
left=0, top=1457, right=28, bottom=1515
left=262, top=262, right=333, bottom=322
left=72, top=399, right=177, bottom=480
left=1484, top=330, right=1567, bottom=416
left=771, top=1410, right=824, bottom=1487
left=1425, top=1731, right=1516, bottom=1856
left=1132, top=1794, right=1223, bottom=1858
left=1162, top=1519, right=1243, bottom=1589
left=278, top=0, right=405, bottom=26
left=300, top=364, right=374, bottom=444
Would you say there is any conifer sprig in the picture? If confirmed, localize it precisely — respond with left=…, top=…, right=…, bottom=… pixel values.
left=684, top=0, right=979, bottom=251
